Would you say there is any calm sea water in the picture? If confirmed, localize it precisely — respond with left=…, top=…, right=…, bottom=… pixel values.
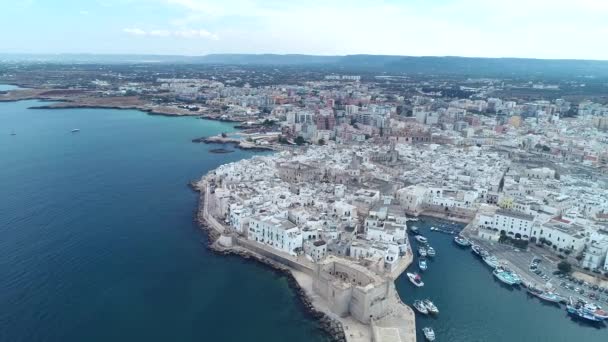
left=0, top=98, right=328, bottom=342
left=1, top=94, right=606, bottom=342
left=398, top=217, right=608, bottom=342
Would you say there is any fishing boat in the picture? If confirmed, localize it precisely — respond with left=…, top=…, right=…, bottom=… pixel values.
left=427, top=246, right=436, bottom=257
left=471, top=244, right=488, bottom=258
left=527, top=286, right=563, bottom=304
left=71, top=129, right=80, bottom=133
left=584, top=304, right=608, bottom=320
left=493, top=266, right=522, bottom=286
left=423, top=299, right=439, bottom=314
left=407, top=272, right=424, bottom=287
left=419, top=258, right=428, bottom=271
left=482, top=254, right=500, bottom=269
left=414, top=300, right=428, bottom=314
left=454, top=235, right=470, bottom=247
left=418, top=247, right=427, bottom=257
left=567, top=299, right=604, bottom=322
left=415, top=235, right=428, bottom=244
left=422, top=327, right=436, bottom=341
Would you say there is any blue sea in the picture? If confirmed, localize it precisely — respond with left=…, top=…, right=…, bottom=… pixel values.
left=0, top=93, right=606, bottom=342
left=0, top=98, right=328, bottom=342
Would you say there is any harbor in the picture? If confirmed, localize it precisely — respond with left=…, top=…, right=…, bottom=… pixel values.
left=399, top=217, right=607, bottom=342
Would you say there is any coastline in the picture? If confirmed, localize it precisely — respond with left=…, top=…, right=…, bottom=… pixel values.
left=193, top=188, right=346, bottom=342
left=0, top=88, right=248, bottom=123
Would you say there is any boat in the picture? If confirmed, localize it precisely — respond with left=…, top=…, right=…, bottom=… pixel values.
left=567, top=301, right=604, bottom=322
left=423, top=299, right=439, bottom=314
left=407, top=272, right=424, bottom=287
left=415, top=235, right=428, bottom=244
left=493, top=266, right=522, bottom=286
left=419, top=258, right=428, bottom=271
left=482, top=255, right=500, bottom=269
left=430, top=226, right=437, bottom=231
left=527, top=286, right=563, bottom=304
left=471, top=244, right=488, bottom=258
left=414, top=300, right=428, bottom=314
left=408, top=217, right=419, bottom=222
left=584, top=304, right=608, bottom=320
left=427, top=246, right=436, bottom=257
left=410, top=226, right=419, bottom=234
left=422, top=327, right=436, bottom=341
left=454, top=235, right=470, bottom=247
left=71, top=129, right=80, bottom=133
left=418, top=247, right=427, bottom=257
left=539, top=291, right=564, bottom=304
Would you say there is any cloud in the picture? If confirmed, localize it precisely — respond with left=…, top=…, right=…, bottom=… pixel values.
left=174, top=29, right=218, bottom=39
left=123, top=27, right=219, bottom=40
left=123, top=28, right=147, bottom=36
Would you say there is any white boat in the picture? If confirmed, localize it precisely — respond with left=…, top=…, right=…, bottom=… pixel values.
left=423, top=327, right=436, bottom=341
left=584, top=303, right=608, bottom=320
left=423, top=299, right=439, bottom=314
left=407, top=272, right=424, bottom=287
left=427, top=246, right=436, bottom=257
left=415, top=235, right=428, bottom=244
left=454, top=235, right=470, bottom=247
left=413, top=300, right=428, bottom=314
left=419, top=258, right=428, bottom=271
left=418, top=247, right=427, bottom=257
left=408, top=217, right=419, bottom=222
left=482, top=255, right=500, bottom=269
left=71, top=129, right=80, bottom=133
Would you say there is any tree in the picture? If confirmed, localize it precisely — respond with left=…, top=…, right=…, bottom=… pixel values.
left=295, top=136, right=305, bottom=146
left=557, top=261, right=572, bottom=273
left=318, top=138, right=325, bottom=146
left=529, top=236, right=537, bottom=243
left=221, top=132, right=227, bottom=138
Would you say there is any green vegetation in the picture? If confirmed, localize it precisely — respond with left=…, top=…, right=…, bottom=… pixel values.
left=557, top=261, right=572, bottom=274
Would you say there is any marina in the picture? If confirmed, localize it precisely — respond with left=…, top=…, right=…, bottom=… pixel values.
left=399, top=217, right=607, bottom=342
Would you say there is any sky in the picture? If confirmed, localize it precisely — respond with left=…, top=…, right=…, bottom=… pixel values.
left=1, top=0, right=608, bottom=59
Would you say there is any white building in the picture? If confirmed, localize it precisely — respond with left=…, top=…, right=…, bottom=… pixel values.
left=248, top=216, right=303, bottom=255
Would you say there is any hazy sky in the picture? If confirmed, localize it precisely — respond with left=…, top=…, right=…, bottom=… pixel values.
left=2, top=0, right=608, bottom=59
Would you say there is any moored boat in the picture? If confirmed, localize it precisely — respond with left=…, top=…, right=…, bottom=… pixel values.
left=427, top=246, right=436, bottom=257
left=454, top=235, right=470, bottom=247
left=423, top=299, right=439, bottom=314
left=418, top=247, right=427, bottom=257
left=407, top=272, right=424, bottom=287
left=482, top=254, right=500, bottom=269
left=471, top=244, right=488, bottom=258
left=414, top=300, right=428, bottom=314
left=410, top=226, right=419, bottom=234
left=567, top=304, right=603, bottom=322
left=422, top=327, right=436, bottom=341
left=527, top=286, right=563, bottom=304
left=493, top=266, right=521, bottom=286
left=415, top=235, right=428, bottom=244
left=584, top=304, right=608, bottom=320
left=419, top=258, right=428, bottom=271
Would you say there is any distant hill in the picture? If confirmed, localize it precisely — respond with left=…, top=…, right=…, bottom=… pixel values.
left=2, top=53, right=608, bottom=77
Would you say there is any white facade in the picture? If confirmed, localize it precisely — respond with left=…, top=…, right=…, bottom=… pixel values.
left=248, top=216, right=303, bottom=255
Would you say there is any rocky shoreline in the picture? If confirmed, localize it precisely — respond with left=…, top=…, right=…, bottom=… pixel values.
left=193, top=188, right=346, bottom=342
